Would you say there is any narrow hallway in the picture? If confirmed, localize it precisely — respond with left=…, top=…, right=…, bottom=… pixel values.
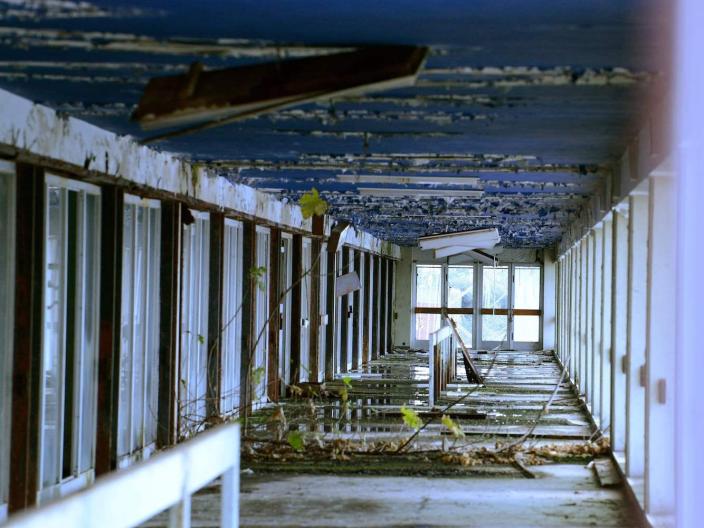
left=148, top=348, right=641, bottom=527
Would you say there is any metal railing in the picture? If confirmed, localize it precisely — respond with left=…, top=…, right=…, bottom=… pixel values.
left=428, top=325, right=456, bottom=407
left=5, top=423, right=240, bottom=528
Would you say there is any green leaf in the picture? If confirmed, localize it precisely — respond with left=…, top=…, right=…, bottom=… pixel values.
left=287, top=431, right=305, bottom=452
left=342, top=376, right=353, bottom=389
left=252, top=366, right=265, bottom=387
left=249, top=266, right=267, bottom=291
left=197, top=334, right=205, bottom=345
left=400, top=405, right=423, bottom=430
left=441, top=414, right=465, bottom=438
left=298, top=188, right=328, bottom=219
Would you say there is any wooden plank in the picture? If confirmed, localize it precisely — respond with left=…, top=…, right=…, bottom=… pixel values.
left=334, top=271, right=360, bottom=297
left=95, top=185, right=124, bottom=475
left=415, top=307, right=474, bottom=314
left=157, top=201, right=181, bottom=448
left=133, top=46, right=428, bottom=130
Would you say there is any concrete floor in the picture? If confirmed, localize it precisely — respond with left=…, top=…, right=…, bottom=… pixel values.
left=143, top=349, right=644, bottom=527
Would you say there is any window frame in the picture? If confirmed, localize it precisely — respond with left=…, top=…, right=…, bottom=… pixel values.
left=178, top=209, right=211, bottom=438
left=116, top=194, right=161, bottom=467
left=38, top=174, right=101, bottom=504
left=220, top=218, right=243, bottom=416
left=412, top=261, right=543, bottom=350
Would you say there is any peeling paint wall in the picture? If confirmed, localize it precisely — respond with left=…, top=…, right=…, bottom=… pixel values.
left=0, top=87, right=400, bottom=258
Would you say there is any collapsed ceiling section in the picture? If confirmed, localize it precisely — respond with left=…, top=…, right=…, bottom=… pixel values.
left=0, top=0, right=662, bottom=247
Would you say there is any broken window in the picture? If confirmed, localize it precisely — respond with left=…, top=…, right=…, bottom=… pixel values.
left=414, top=265, right=442, bottom=342
left=481, top=265, right=509, bottom=344
left=117, top=196, right=161, bottom=465
left=39, top=175, right=100, bottom=501
left=447, top=265, right=474, bottom=345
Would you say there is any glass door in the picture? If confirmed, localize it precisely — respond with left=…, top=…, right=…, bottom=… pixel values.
left=512, top=265, right=542, bottom=350
left=479, top=265, right=510, bottom=349
left=413, top=265, right=442, bottom=349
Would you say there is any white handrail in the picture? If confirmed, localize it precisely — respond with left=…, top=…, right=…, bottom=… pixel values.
left=5, top=423, right=240, bottom=528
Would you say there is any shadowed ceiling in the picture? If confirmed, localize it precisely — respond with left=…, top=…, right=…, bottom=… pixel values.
left=0, top=0, right=665, bottom=247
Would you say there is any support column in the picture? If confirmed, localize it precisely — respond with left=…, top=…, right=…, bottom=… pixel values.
left=207, top=213, right=224, bottom=417
left=9, top=164, right=44, bottom=511
left=267, top=228, right=281, bottom=400
left=157, top=200, right=181, bottom=449
left=95, top=185, right=124, bottom=475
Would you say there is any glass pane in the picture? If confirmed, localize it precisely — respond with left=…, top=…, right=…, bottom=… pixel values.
left=414, top=314, right=440, bottom=342
left=180, top=214, right=210, bottom=435
left=42, top=185, right=65, bottom=488
left=221, top=221, right=242, bottom=414
left=118, top=204, right=134, bottom=456
left=514, top=267, right=541, bottom=309
left=449, top=314, right=472, bottom=345
left=145, top=208, right=161, bottom=445
left=482, top=266, right=508, bottom=308
left=79, top=192, right=99, bottom=473
left=514, top=315, right=540, bottom=342
left=131, top=206, right=146, bottom=452
left=415, top=265, right=442, bottom=307
left=254, top=231, right=270, bottom=402
left=482, top=315, right=507, bottom=342
left=448, top=266, right=473, bottom=308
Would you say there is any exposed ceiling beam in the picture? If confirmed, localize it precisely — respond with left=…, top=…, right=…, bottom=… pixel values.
left=133, top=45, right=428, bottom=132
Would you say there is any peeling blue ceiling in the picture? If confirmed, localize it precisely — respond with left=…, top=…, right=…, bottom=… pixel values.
left=0, top=0, right=666, bottom=247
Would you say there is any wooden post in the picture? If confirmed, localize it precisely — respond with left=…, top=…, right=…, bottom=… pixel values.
left=386, top=260, right=394, bottom=354
left=95, top=185, right=124, bottom=475
left=371, top=255, right=380, bottom=360
left=206, top=213, right=224, bottom=418
left=309, top=239, right=321, bottom=382
left=362, top=252, right=371, bottom=366
left=339, top=248, right=350, bottom=372
left=352, top=250, right=361, bottom=370
left=324, top=246, right=336, bottom=381
left=379, top=258, right=387, bottom=357
left=239, top=221, right=256, bottom=414
left=290, top=235, right=302, bottom=386
left=9, top=163, right=44, bottom=511
left=157, top=201, right=181, bottom=449
left=267, top=228, right=281, bottom=401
